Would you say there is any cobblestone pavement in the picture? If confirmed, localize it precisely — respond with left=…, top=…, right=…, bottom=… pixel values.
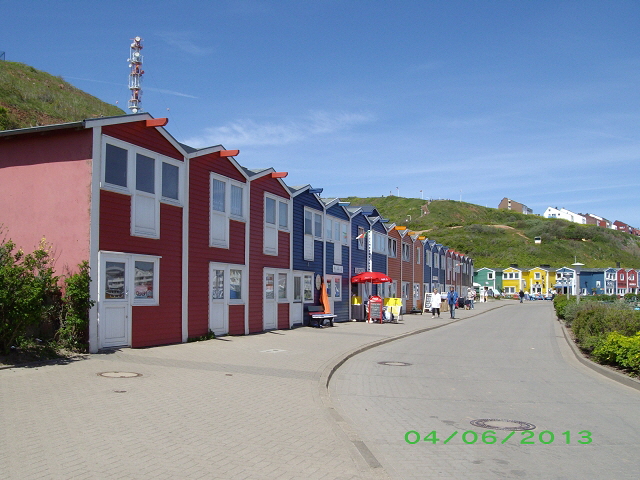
left=330, top=301, right=640, bottom=479
left=0, top=301, right=500, bottom=479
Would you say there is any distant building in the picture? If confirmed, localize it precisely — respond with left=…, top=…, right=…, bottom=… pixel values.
left=613, top=220, right=633, bottom=234
left=583, top=213, right=611, bottom=228
left=498, top=197, right=533, bottom=215
left=543, top=207, right=586, bottom=224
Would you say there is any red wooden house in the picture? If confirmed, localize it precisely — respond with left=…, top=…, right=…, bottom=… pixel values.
left=399, top=227, right=414, bottom=313
left=386, top=224, right=402, bottom=300
left=0, top=114, right=188, bottom=352
left=617, top=268, right=628, bottom=295
left=627, top=269, right=638, bottom=294
left=243, top=168, right=291, bottom=332
left=185, top=144, right=248, bottom=337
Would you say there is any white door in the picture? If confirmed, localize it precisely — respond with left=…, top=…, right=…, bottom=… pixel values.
left=291, top=274, right=303, bottom=325
left=264, top=270, right=277, bottom=330
left=209, top=265, right=228, bottom=335
left=99, top=253, right=131, bottom=348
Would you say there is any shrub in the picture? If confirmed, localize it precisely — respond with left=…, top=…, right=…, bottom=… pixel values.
left=0, top=237, right=59, bottom=355
left=56, top=261, right=94, bottom=351
left=592, top=332, right=640, bottom=375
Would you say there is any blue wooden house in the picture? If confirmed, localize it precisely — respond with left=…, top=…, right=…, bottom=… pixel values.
left=289, top=185, right=325, bottom=325
left=321, top=198, right=351, bottom=322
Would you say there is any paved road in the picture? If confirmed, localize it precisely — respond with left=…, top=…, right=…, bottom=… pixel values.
left=330, top=301, right=640, bottom=479
left=0, top=302, right=500, bottom=480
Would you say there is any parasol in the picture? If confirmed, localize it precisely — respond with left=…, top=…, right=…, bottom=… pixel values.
left=351, top=271, right=392, bottom=284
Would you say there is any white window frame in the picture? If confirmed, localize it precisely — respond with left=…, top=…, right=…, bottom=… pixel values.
left=357, top=227, right=365, bottom=250
left=210, top=173, right=247, bottom=249
left=102, top=136, right=185, bottom=239
left=388, top=238, right=397, bottom=258
left=264, top=193, right=289, bottom=256
left=131, top=254, right=160, bottom=306
left=416, top=248, right=421, bottom=265
left=402, top=243, right=410, bottom=262
left=303, top=208, right=316, bottom=261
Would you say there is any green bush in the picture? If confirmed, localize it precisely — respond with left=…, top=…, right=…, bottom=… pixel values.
left=553, top=294, right=571, bottom=320
left=0, top=237, right=59, bottom=355
left=592, top=332, right=640, bottom=374
left=56, top=261, right=94, bottom=351
left=571, top=303, right=640, bottom=352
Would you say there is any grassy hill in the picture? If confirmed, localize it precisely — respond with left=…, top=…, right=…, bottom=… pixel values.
left=342, top=197, right=640, bottom=269
left=0, top=61, right=124, bottom=130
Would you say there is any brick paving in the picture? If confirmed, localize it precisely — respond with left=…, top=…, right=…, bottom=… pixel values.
left=0, top=301, right=501, bottom=479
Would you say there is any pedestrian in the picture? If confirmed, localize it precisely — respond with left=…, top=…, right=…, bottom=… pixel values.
left=430, top=288, right=441, bottom=318
left=519, top=290, right=525, bottom=303
left=467, top=287, right=475, bottom=309
left=447, top=286, right=459, bottom=318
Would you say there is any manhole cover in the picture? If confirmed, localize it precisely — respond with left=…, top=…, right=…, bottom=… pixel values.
left=470, top=419, right=536, bottom=431
left=98, top=372, right=142, bottom=378
left=377, top=361, right=412, bottom=366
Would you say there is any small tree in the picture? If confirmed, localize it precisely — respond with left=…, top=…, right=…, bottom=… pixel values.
left=56, top=261, right=94, bottom=351
left=0, top=237, right=59, bottom=355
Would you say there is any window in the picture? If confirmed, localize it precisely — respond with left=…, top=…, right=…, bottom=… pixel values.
left=105, top=144, right=128, bottom=188
left=416, top=248, right=420, bottom=265
left=230, top=269, right=242, bottom=299
left=326, top=218, right=333, bottom=241
left=293, top=276, right=302, bottom=302
left=278, top=273, right=288, bottom=300
left=388, top=238, right=397, bottom=258
left=357, top=227, right=365, bottom=250
left=303, top=274, right=313, bottom=302
left=314, top=213, right=322, bottom=238
left=103, top=137, right=184, bottom=239
left=488, top=272, right=494, bottom=280
left=303, top=208, right=316, bottom=261
left=278, top=201, right=288, bottom=229
left=230, top=185, right=243, bottom=217
left=162, top=162, right=180, bottom=201
left=264, top=194, right=289, bottom=255
left=402, top=243, right=410, bottom=261
left=534, top=272, right=541, bottom=280
left=132, top=255, right=160, bottom=306
left=373, top=232, right=387, bottom=254
left=210, top=174, right=246, bottom=248
left=424, top=250, right=430, bottom=266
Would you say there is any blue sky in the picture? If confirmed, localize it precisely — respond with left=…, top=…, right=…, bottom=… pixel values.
left=3, top=0, right=640, bottom=226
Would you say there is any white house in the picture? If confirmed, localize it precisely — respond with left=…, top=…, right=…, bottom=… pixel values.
left=543, top=207, right=586, bottom=224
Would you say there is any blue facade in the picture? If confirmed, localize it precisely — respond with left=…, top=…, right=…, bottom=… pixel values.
left=323, top=199, right=351, bottom=322
left=580, top=269, right=606, bottom=295
left=290, top=186, right=324, bottom=304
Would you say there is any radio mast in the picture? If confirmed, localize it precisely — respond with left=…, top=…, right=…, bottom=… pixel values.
left=128, top=36, right=144, bottom=113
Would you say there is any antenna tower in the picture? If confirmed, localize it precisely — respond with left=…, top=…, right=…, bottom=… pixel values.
left=127, top=36, right=144, bottom=113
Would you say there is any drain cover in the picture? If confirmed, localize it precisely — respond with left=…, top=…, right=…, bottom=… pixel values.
left=377, top=361, right=412, bottom=366
left=98, top=372, right=142, bottom=378
left=470, top=419, right=536, bottom=431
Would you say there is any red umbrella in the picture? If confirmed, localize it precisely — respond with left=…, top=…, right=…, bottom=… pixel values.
left=351, top=271, right=392, bottom=284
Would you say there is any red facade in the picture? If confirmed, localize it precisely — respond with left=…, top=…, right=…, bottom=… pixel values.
left=248, top=174, right=291, bottom=333
left=188, top=153, right=247, bottom=338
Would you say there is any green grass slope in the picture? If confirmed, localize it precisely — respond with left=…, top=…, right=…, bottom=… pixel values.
left=342, top=197, right=640, bottom=269
left=0, top=61, right=124, bottom=130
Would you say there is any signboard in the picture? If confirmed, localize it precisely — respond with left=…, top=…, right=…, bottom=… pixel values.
left=333, top=265, right=344, bottom=274
left=368, top=295, right=383, bottom=323
left=423, top=292, right=432, bottom=312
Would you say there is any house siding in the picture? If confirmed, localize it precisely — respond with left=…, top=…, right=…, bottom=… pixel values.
left=103, top=122, right=183, bottom=161
left=99, top=190, right=183, bottom=347
left=188, top=154, right=247, bottom=338
left=248, top=176, right=290, bottom=333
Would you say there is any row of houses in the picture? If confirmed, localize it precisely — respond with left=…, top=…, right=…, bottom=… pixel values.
left=0, top=113, right=474, bottom=353
left=475, top=265, right=640, bottom=296
left=543, top=206, right=639, bottom=235
left=498, top=199, right=639, bottom=235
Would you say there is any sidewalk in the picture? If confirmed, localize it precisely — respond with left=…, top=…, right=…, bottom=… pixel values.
left=0, top=301, right=502, bottom=480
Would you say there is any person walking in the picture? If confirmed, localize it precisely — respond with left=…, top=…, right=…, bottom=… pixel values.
left=467, top=287, right=476, bottom=309
left=430, top=288, right=442, bottom=318
left=447, top=286, right=459, bottom=319
left=519, top=290, right=525, bottom=303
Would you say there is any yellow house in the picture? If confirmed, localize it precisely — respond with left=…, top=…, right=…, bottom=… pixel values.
left=523, top=267, right=551, bottom=295
left=501, top=266, right=523, bottom=295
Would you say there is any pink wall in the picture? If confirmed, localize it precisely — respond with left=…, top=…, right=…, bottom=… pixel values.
left=0, top=129, right=93, bottom=275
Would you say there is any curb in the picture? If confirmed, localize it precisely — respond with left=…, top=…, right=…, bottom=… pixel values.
left=559, top=321, right=640, bottom=392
